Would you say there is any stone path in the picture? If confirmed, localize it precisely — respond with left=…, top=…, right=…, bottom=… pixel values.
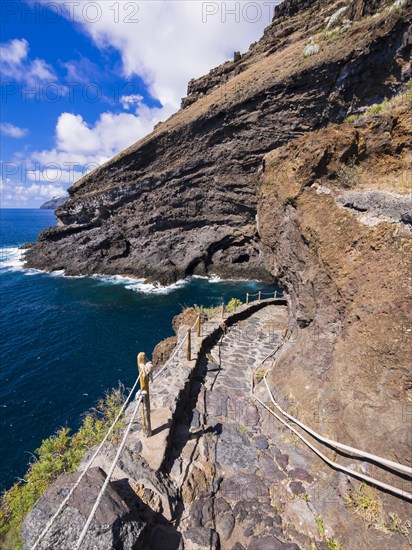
left=165, top=305, right=323, bottom=549
left=163, top=305, right=410, bottom=550
left=26, top=301, right=409, bottom=550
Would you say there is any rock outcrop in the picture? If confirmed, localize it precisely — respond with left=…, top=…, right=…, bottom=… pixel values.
left=257, top=98, right=411, bottom=522
left=22, top=468, right=146, bottom=549
left=39, top=197, right=67, bottom=210
left=25, top=0, right=411, bottom=284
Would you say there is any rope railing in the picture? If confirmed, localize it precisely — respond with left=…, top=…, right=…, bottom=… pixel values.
left=262, top=376, right=412, bottom=477
left=73, top=315, right=201, bottom=545
left=251, top=373, right=412, bottom=501
left=245, top=288, right=281, bottom=305
left=71, top=316, right=201, bottom=546
left=75, top=392, right=144, bottom=549
left=31, top=316, right=201, bottom=549
left=152, top=315, right=200, bottom=381
left=31, top=379, right=142, bottom=550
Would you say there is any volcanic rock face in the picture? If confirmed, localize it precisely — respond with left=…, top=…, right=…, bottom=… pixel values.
left=258, top=100, right=412, bottom=495
left=24, top=0, right=411, bottom=284
left=22, top=468, right=146, bottom=549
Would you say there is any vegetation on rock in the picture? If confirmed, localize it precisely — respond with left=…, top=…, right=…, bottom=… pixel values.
left=0, top=388, right=125, bottom=549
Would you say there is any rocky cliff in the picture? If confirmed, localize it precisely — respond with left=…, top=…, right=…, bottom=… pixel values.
left=19, top=1, right=412, bottom=548
left=257, top=93, right=412, bottom=531
left=25, top=0, right=411, bottom=285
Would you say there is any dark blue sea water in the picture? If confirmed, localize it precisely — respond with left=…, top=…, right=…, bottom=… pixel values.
left=0, top=209, right=277, bottom=491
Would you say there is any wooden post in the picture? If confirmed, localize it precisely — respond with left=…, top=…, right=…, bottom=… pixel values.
left=186, top=327, right=192, bottom=361
left=137, top=352, right=152, bottom=437
left=274, top=290, right=277, bottom=299
left=197, top=316, right=201, bottom=337
left=246, top=293, right=249, bottom=305
left=221, top=304, right=225, bottom=319
left=258, top=291, right=261, bottom=303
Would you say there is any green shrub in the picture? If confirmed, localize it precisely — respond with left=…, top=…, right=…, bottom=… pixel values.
left=365, top=102, right=387, bottom=116
left=193, top=304, right=220, bottom=318
left=344, top=114, right=357, bottom=123
left=194, top=297, right=243, bottom=317
left=226, top=298, right=243, bottom=312
left=337, top=156, right=362, bottom=188
left=0, top=387, right=125, bottom=549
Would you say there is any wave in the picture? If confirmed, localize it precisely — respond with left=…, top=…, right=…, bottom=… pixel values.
left=0, top=247, right=26, bottom=272
left=127, top=279, right=189, bottom=295
left=0, top=246, right=256, bottom=294
left=191, top=274, right=260, bottom=284
left=0, top=248, right=86, bottom=279
left=91, top=274, right=189, bottom=295
left=191, top=274, right=222, bottom=283
left=0, top=250, right=189, bottom=295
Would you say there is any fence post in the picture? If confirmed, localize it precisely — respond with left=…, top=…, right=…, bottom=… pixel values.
left=186, top=327, right=192, bottom=361
left=221, top=304, right=225, bottom=319
left=246, top=293, right=249, bottom=305
left=197, top=316, right=201, bottom=337
left=137, top=352, right=152, bottom=437
left=274, top=290, right=277, bottom=299
left=258, top=291, right=261, bottom=303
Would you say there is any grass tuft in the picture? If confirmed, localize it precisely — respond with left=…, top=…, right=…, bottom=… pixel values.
left=0, top=386, right=126, bottom=549
left=388, top=512, right=410, bottom=536
left=343, top=482, right=385, bottom=529
left=256, top=369, right=266, bottom=382
left=315, top=515, right=325, bottom=535
left=226, top=298, right=243, bottom=312
left=315, top=515, right=344, bottom=549
left=337, top=156, right=362, bottom=189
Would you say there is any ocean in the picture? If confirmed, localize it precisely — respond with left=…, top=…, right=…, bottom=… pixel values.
left=0, top=209, right=277, bottom=491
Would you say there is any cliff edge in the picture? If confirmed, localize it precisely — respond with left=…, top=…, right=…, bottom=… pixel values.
left=25, top=0, right=411, bottom=284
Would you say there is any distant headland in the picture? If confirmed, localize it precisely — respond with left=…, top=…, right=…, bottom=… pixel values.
left=39, top=196, right=67, bottom=210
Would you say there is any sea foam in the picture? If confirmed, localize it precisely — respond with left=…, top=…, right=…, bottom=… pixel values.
left=0, top=247, right=26, bottom=272
left=0, top=246, right=234, bottom=294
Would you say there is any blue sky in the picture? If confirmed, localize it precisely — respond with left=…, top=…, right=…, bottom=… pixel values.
left=1, top=0, right=279, bottom=207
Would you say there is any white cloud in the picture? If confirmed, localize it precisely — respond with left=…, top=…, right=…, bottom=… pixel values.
left=0, top=176, right=67, bottom=207
left=121, top=94, right=143, bottom=110
left=5, top=2, right=278, bottom=207
left=0, top=123, right=29, bottom=138
left=0, top=38, right=28, bottom=64
left=48, top=0, right=277, bottom=109
left=29, top=101, right=175, bottom=179
left=0, top=38, right=57, bottom=84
